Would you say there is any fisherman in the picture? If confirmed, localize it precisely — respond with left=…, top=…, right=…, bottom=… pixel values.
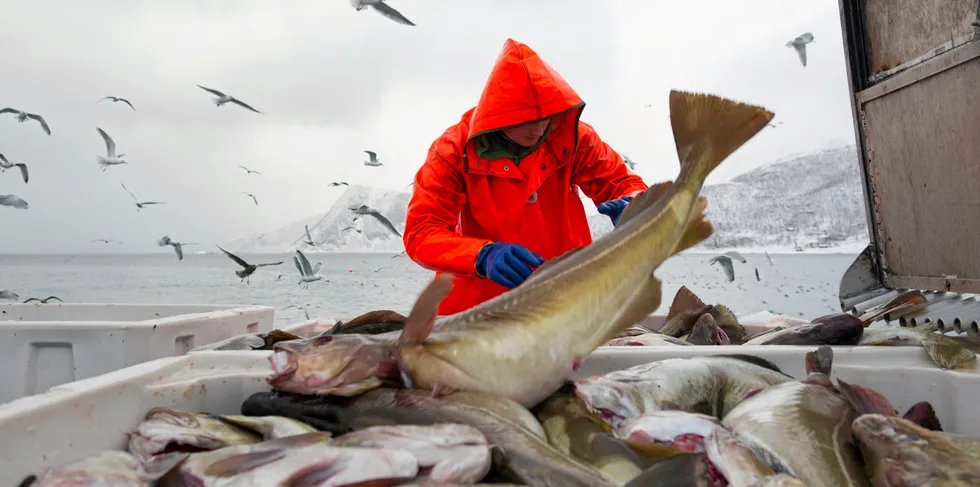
left=403, top=38, right=650, bottom=315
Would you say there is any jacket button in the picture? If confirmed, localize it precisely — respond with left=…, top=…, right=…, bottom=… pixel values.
left=540, top=164, right=546, bottom=170
left=503, top=166, right=510, bottom=171
left=562, top=148, right=569, bottom=155
left=475, top=162, right=481, bottom=166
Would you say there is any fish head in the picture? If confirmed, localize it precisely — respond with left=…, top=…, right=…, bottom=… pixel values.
left=268, top=334, right=395, bottom=396
left=852, top=414, right=943, bottom=486
left=807, top=313, right=864, bottom=345
left=572, top=376, right=648, bottom=429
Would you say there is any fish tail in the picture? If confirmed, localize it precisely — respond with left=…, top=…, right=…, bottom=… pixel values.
left=837, top=379, right=898, bottom=417
left=668, top=90, right=773, bottom=188
left=902, top=401, right=943, bottom=431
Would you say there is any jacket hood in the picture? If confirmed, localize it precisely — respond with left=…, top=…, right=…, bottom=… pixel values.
left=466, top=39, right=585, bottom=141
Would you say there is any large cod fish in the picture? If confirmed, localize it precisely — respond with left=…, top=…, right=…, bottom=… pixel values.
left=270, top=90, right=774, bottom=408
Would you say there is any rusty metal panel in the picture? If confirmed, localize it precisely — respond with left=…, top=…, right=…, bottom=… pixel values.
left=864, top=0, right=979, bottom=74
left=859, top=47, right=980, bottom=293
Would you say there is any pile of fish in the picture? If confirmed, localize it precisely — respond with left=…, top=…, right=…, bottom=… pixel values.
left=23, top=347, right=980, bottom=486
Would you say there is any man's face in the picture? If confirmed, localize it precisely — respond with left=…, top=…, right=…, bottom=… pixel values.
left=502, top=119, right=550, bottom=147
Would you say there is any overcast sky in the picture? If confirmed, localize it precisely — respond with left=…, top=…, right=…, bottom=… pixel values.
left=0, top=0, right=855, bottom=254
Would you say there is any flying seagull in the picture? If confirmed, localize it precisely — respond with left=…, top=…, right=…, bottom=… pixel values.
left=0, top=194, right=28, bottom=210
left=96, top=127, right=128, bottom=171
left=755, top=268, right=761, bottom=282
left=786, top=32, right=815, bottom=67
left=196, top=85, right=263, bottom=114
left=216, top=245, right=283, bottom=284
left=0, top=289, right=19, bottom=300
left=328, top=181, right=349, bottom=187
left=23, top=296, right=63, bottom=304
left=158, top=235, right=198, bottom=261
left=349, top=204, right=401, bottom=237
left=391, top=250, right=406, bottom=259
left=342, top=226, right=362, bottom=234
left=98, top=96, right=135, bottom=111
left=708, top=251, right=747, bottom=282
left=765, top=251, right=774, bottom=266
left=620, top=153, right=637, bottom=170
left=293, top=249, right=324, bottom=289
left=361, top=260, right=387, bottom=273
left=91, top=239, right=121, bottom=244
left=238, top=165, right=261, bottom=175
left=350, top=0, right=416, bottom=26
left=0, top=154, right=28, bottom=184
left=0, top=108, right=50, bottom=135
left=303, top=225, right=317, bottom=247
left=121, top=183, right=165, bottom=211
left=363, top=150, right=383, bottom=167
left=243, top=192, right=258, bottom=205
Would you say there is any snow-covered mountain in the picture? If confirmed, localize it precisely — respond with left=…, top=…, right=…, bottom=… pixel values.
left=228, top=145, right=869, bottom=253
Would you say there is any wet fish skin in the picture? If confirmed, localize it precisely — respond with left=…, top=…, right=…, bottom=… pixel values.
left=704, top=427, right=805, bottom=487
left=330, top=424, right=492, bottom=483
left=721, top=346, right=869, bottom=487
left=742, top=312, right=863, bottom=346
left=126, top=407, right=262, bottom=464
left=858, top=326, right=977, bottom=370
left=622, top=452, right=713, bottom=487
left=935, top=432, right=980, bottom=461
left=31, top=451, right=148, bottom=487
left=395, top=91, right=774, bottom=407
left=242, top=388, right=619, bottom=487
left=616, top=410, right=723, bottom=448
left=218, top=414, right=317, bottom=439
left=268, top=332, right=401, bottom=396
left=604, top=333, right=692, bottom=347
left=574, top=355, right=792, bottom=429
left=853, top=414, right=980, bottom=486
left=327, top=310, right=407, bottom=336
left=686, top=313, right=731, bottom=345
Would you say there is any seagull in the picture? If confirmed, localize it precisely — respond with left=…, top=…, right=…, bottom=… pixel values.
left=786, top=32, right=815, bottom=67
left=243, top=192, right=258, bottom=205
left=196, top=85, right=263, bottom=114
left=303, top=225, right=317, bottom=247
left=121, top=183, right=165, bottom=211
left=23, top=296, right=63, bottom=304
left=349, top=204, right=401, bottom=237
left=158, top=235, right=198, bottom=261
left=0, top=108, right=50, bottom=135
left=391, top=250, right=407, bottom=259
left=755, top=268, right=761, bottom=282
left=620, top=153, right=637, bottom=170
left=293, top=249, right=324, bottom=289
left=216, top=245, right=283, bottom=284
left=238, top=165, right=261, bottom=175
left=91, top=239, right=121, bottom=244
left=0, top=194, right=28, bottom=210
left=363, top=150, right=383, bottom=167
left=0, top=289, right=19, bottom=300
left=342, top=226, right=362, bottom=234
left=328, top=181, right=349, bottom=187
left=708, top=251, right=747, bottom=282
left=98, top=96, right=135, bottom=111
left=765, top=251, right=774, bottom=266
left=766, top=121, right=785, bottom=128
left=96, top=127, right=128, bottom=171
left=362, top=260, right=387, bottom=273
left=350, top=0, right=416, bottom=26
left=0, top=154, right=29, bottom=183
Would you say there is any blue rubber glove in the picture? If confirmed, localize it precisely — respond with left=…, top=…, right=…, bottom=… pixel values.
left=475, top=242, right=546, bottom=289
left=597, top=195, right=634, bottom=226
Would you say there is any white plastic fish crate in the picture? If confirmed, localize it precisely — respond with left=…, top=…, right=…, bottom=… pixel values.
left=0, top=345, right=977, bottom=481
left=0, top=303, right=275, bottom=405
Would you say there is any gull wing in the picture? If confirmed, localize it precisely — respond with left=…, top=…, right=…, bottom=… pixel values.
left=364, top=150, right=378, bottom=162
left=196, top=85, right=227, bottom=97
left=173, top=244, right=184, bottom=261
left=723, top=250, right=747, bottom=263
left=293, top=255, right=305, bottom=276
left=711, top=258, right=736, bottom=282
left=97, top=127, right=116, bottom=157
left=121, top=183, right=139, bottom=202
left=367, top=210, right=402, bottom=237
left=798, top=32, right=814, bottom=43
left=231, top=98, right=263, bottom=114
left=0, top=108, right=17, bottom=115
left=305, top=225, right=314, bottom=243
left=16, top=164, right=28, bottom=184
left=370, top=2, right=416, bottom=26
left=296, top=249, right=314, bottom=276
left=311, top=262, right=322, bottom=275
left=0, top=153, right=7, bottom=165
left=27, top=114, right=51, bottom=135
left=255, top=261, right=284, bottom=268
left=119, top=98, right=136, bottom=111
left=0, top=194, right=28, bottom=209
left=795, top=44, right=808, bottom=67
left=216, top=245, right=252, bottom=269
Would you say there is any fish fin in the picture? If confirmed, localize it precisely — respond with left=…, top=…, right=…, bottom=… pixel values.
left=604, top=275, right=664, bottom=341
left=716, top=326, right=731, bottom=345
left=278, top=461, right=345, bottom=487
left=921, top=337, right=977, bottom=370
left=667, top=286, right=707, bottom=321
left=708, top=304, right=745, bottom=343
left=902, top=401, right=943, bottom=431
left=742, top=388, right=764, bottom=400
left=668, top=90, right=773, bottom=182
left=713, top=354, right=788, bottom=375
left=204, top=449, right=288, bottom=477
left=529, top=245, right=586, bottom=276
left=624, top=439, right=692, bottom=460
left=859, top=290, right=927, bottom=326
left=318, top=479, right=416, bottom=487
left=341, top=310, right=407, bottom=329
left=624, top=452, right=711, bottom=487
left=670, top=196, right=714, bottom=254
left=616, top=180, right=674, bottom=227
left=804, top=345, right=834, bottom=376
left=837, top=379, right=897, bottom=417
left=401, top=274, right=453, bottom=346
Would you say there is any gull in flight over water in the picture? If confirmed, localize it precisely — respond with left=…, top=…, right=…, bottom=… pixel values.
left=349, top=204, right=402, bottom=237
left=23, top=296, right=63, bottom=304
left=708, top=251, right=747, bottom=282
left=158, top=235, right=198, bottom=261
left=328, top=181, right=349, bottom=187
left=0, top=154, right=29, bottom=183
left=92, top=239, right=122, bottom=244
left=766, top=121, right=785, bottom=129
left=302, top=225, right=317, bottom=247
left=620, top=153, right=637, bottom=170
left=391, top=250, right=406, bottom=259
left=98, top=96, right=135, bottom=111
left=238, top=165, right=261, bottom=175
left=350, top=0, right=416, bottom=26
left=342, top=226, right=362, bottom=234
left=196, top=85, right=263, bottom=114
left=362, top=260, right=388, bottom=273
left=786, top=32, right=815, bottom=67
left=216, top=245, right=283, bottom=284
left=0, top=289, right=19, bottom=300
left=363, top=150, right=383, bottom=167
left=243, top=192, right=258, bottom=205
left=96, top=127, right=128, bottom=171
left=293, top=249, right=324, bottom=289
left=0, top=108, right=50, bottom=135
left=0, top=194, right=28, bottom=210
left=121, top=183, right=165, bottom=211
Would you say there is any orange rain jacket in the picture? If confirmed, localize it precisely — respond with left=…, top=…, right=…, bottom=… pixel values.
left=403, top=38, right=649, bottom=315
